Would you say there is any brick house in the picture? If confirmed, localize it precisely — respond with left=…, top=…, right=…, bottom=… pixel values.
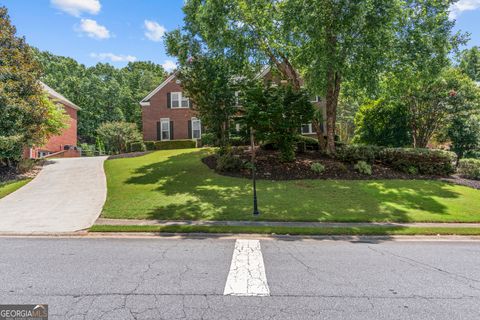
left=140, top=66, right=326, bottom=142
left=26, top=82, right=80, bottom=158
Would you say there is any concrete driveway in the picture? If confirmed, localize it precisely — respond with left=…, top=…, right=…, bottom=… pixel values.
left=0, top=157, right=108, bottom=233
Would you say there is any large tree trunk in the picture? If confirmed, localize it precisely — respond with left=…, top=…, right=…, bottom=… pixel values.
left=325, top=69, right=341, bottom=155
left=312, top=119, right=326, bottom=151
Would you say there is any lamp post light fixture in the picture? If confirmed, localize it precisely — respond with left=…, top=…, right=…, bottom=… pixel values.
left=250, top=127, right=260, bottom=216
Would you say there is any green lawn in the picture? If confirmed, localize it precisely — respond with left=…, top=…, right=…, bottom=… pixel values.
left=102, top=149, right=480, bottom=222
left=0, top=179, right=31, bottom=199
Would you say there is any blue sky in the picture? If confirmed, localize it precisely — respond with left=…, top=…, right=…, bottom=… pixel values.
left=2, top=0, right=480, bottom=71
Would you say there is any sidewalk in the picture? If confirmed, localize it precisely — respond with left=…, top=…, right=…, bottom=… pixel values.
left=95, top=218, right=480, bottom=228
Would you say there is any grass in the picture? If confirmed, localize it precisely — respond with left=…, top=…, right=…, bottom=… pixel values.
left=102, top=149, right=480, bottom=223
left=90, top=225, right=480, bottom=236
left=0, top=179, right=31, bottom=199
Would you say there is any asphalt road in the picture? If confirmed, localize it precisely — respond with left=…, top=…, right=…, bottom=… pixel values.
left=0, top=237, right=479, bottom=319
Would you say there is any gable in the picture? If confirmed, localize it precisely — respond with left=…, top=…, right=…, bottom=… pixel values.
left=140, top=73, right=179, bottom=106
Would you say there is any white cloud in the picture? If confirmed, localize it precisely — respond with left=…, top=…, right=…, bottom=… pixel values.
left=77, top=19, right=110, bottom=39
left=51, top=0, right=101, bottom=17
left=90, top=53, right=137, bottom=63
left=449, top=0, right=480, bottom=19
left=162, top=60, right=177, bottom=72
left=144, top=20, right=166, bottom=42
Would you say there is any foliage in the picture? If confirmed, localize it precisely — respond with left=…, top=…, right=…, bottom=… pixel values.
left=458, top=46, right=480, bottom=81
left=230, top=136, right=249, bottom=146
left=354, top=99, right=412, bottom=147
left=16, top=159, right=37, bottom=174
left=310, top=162, right=325, bottom=174
left=200, top=133, right=216, bottom=146
left=457, top=158, right=480, bottom=180
left=34, top=50, right=167, bottom=142
left=216, top=152, right=244, bottom=172
left=95, top=137, right=105, bottom=155
left=144, top=141, right=156, bottom=151
left=336, top=145, right=383, bottom=164
left=443, top=115, right=480, bottom=159
left=380, top=148, right=456, bottom=176
left=354, top=161, right=372, bottom=175
left=96, top=122, right=142, bottom=154
left=296, top=135, right=319, bottom=150
left=79, top=143, right=95, bottom=157
left=0, top=7, right=66, bottom=166
left=465, top=150, right=480, bottom=159
left=128, top=141, right=146, bottom=153
left=243, top=83, right=314, bottom=162
left=150, top=140, right=196, bottom=150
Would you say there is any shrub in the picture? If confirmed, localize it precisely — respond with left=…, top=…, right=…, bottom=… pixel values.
left=336, top=144, right=383, bottom=164
left=261, top=141, right=277, bottom=151
left=97, top=122, right=142, bottom=154
left=16, top=159, right=36, bottom=174
left=310, top=162, right=325, bottom=174
left=379, top=148, right=456, bottom=175
left=79, top=143, right=95, bottom=157
left=153, top=140, right=196, bottom=150
left=464, top=150, right=480, bottom=159
left=216, top=152, right=243, bottom=172
left=200, top=133, right=216, bottom=146
left=354, top=161, right=372, bottom=175
left=297, top=141, right=306, bottom=153
left=129, top=141, right=146, bottom=152
left=230, top=135, right=249, bottom=146
left=144, top=141, right=156, bottom=151
left=457, top=159, right=480, bottom=180
left=296, top=135, right=319, bottom=150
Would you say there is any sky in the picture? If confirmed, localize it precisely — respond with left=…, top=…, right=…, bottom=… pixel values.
left=2, top=0, right=480, bottom=71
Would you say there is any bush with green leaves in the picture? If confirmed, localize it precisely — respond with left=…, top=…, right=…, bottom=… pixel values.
left=379, top=148, right=456, bottom=175
left=243, top=83, right=314, bottom=162
left=216, top=152, right=244, bottom=172
left=457, top=158, right=480, bottom=180
left=464, top=150, right=480, bottom=159
left=296, top=135, right=319, bottom=150
left=79, top=143, right=95, bottom=157
left=336, top=144, right=383, bottom=164
left=310, top=162, right=325, bottom=174
left=96, top=122, right=142, bottom=154
left=354, top=161, right=372, bottom=175
left=230, top=135, right=249, bottom=146
left=152, top=140, right=196, bottom=150
left=200, top=133, right=216, bottom=146
left=144, top=141, right=156, bottom=151
left=128, top=141, right=146, bottom=152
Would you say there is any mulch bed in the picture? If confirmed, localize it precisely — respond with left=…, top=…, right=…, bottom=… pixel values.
left=0, top=162, right=44, bottom=183
left=442, top=175, right=480, bottom=190
left=202, top=148, right=442, bottom=181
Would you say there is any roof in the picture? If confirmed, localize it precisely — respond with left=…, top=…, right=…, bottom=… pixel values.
left=139, top=67, right=272, bottom=106
left=40, top=81, right=80, bottom=110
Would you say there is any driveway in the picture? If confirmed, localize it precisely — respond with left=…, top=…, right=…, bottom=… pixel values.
left=0, top=157, right=108, bottom=233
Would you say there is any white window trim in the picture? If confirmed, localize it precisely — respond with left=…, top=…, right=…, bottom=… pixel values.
left=191, top=117, right=202, bottom=140
left=170, top=92, right=190, bottom=109
left=234, top=91, right=241, bottom=107
left=301, top=123, right=315, bottom=134
left=160, top=118, right=170, bottom=141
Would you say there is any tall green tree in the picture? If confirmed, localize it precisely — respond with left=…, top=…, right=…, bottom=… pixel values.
left=459, top=46, right=480, bottom=81
left=0, top=7, right=66, bottom=166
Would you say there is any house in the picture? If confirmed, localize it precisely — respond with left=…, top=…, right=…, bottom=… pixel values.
left=139, top=66, right=326, bottom=142
left=26, top=82, right=80, bottom=158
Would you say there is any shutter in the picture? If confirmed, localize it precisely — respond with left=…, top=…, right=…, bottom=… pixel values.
left=170, top=121, right=174, bottom=140
left=167, top=92, right=171, bottom=108
left=188, top=120, right=192, bottom=139
left=156, top=121, right=161, bottom=141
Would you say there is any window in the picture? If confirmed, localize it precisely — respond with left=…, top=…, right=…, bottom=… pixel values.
left=170, top=92, right=190, bottom=108
left=309, top=95, right=320, bottom=102
left=191, top=118, right=201, bottom=139
left=235, top=91, right=241, bottom=107
left=235, top=123, right=241, bottom=133
left=161, top=118, right=170, bottom=141
left=301, top=123, right=315, bottom=134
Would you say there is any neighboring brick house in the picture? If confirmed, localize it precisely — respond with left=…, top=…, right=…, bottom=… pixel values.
left=140, top=66, right=326, bottom=142
left=26, top=82, right=80, bottom=159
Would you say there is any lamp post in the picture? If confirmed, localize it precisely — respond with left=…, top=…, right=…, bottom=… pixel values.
left=250, top=127, right=260, bottom=216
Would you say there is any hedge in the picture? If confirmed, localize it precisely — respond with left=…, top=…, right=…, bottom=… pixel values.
left=457, top=158, right=480, bottom=180
left=380, top=148, right=456, bottom=176
left=144, top=140, right=197, bottom=150
left=336, top=144, right=383, bottom=164
left=128, top=141, right=146, bottom=152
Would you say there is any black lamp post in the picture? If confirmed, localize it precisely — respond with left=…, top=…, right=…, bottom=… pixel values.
left=250, top=127, right=260, bottom=216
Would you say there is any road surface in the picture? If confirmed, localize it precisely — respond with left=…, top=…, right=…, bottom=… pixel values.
left=0, top=236, right=479, bottom=319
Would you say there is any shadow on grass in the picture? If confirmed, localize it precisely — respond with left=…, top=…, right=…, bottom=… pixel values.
left=122, top=150, right=463, bottom=223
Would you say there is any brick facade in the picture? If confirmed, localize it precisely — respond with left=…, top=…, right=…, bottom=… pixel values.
left=142, top=76, right=199, bottom=141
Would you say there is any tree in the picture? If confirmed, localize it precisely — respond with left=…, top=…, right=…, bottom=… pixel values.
left=243, top=83, right=314, bottom=162
left=0, top=7, right=66, bottom=166
left=96, top=121, right=142, bottom=154
left=459, top=46, right=480, bottom=81
left=353, top=99, right=412, bottom=147
left=444, top=115, right=480, bottom=159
